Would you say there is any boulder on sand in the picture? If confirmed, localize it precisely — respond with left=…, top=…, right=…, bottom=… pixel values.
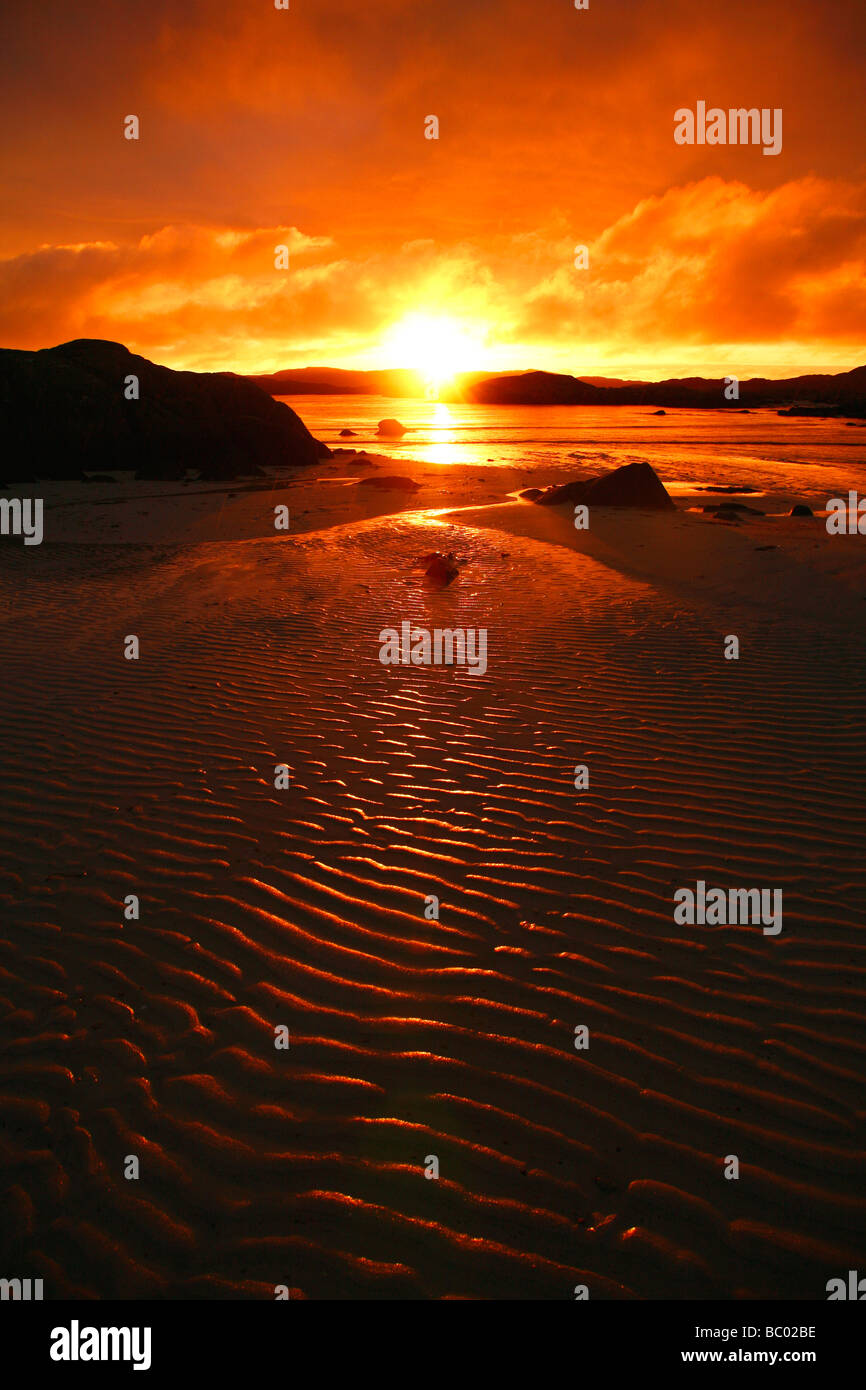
left=695, top=485, right=759, bottom=494
left=703, top=501, right=765, bottom=517
left=416, top=551, right=459, bottom=586
left=789, top=503, right=814, bottom=517
left=376, top=418, right=408, bottom=437
left=339, top=428, right=357, bottom=437
left=535, top=461, right=675, bottom=510
left=357, top=474, right=419, bottom=491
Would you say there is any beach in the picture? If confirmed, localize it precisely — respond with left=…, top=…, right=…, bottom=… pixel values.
left=1, top=417, right=865, bottom=1300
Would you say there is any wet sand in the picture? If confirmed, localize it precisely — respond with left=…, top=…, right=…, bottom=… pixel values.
left=1, top=460, right=864, bottom=1299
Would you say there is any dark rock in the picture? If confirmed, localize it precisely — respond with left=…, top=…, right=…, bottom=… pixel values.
left=703, top=501, right=765, bottom=516
left=0, top=338, right=331, bottom=483
left=376, top=417, right=408, bottom=437
left=651, top=409, right=666, bottom=415
left=339, top=428, right=357, bottom=437
left=535, top=461, right=675, bottom=510
left=695, top=485, right=759, bottom=494
left=357, top=475, right=419, bottom=491
left=789, top=503, right=814, bottom=517
left=419, top=551, right=459, bottom=587
left=519, top=487, right=543, bottom=500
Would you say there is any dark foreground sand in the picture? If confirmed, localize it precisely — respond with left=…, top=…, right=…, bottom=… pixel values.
left=0, top=469, right=865, bottom=1299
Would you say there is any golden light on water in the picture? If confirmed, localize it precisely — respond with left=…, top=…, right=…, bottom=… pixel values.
left=427, top=402, right=459, bottom=465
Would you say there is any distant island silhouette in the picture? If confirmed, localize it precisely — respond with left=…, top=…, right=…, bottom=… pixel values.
left=250, top=363, right=866, bottom=415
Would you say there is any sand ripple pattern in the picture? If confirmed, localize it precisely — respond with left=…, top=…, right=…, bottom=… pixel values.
left=0, top=517, right=865, bottom=1298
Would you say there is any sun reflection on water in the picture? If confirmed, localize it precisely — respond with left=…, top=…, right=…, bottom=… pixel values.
left=426, top=402, right=458, bottom=466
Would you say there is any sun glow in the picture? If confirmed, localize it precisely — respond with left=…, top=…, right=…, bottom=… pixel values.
left=383, top=314, right=485, bottom=393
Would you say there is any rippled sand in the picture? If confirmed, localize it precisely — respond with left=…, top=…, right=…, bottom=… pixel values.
left=1, top=500, right=865, bottom=1299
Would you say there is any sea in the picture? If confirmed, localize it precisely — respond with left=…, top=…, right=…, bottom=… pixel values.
left=282, top=395, right=866, bottom=509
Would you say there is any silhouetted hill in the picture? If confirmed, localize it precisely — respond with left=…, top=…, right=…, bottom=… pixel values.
left=249, top=361, right=866, bottom=415
left=469, top=371, right=605, bottom=404
left=0, top=340, right=331, bottom=482
left=467, top=366, right=866, bottom=413
left=579, top=376, right=650, bottom=388
left=250, top=366, right=513, bottom=400
left=249, top=367, right=426, bottom=397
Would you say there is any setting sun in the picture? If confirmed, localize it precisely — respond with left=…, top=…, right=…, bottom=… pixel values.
left=382, top=314, right=486, bottom=391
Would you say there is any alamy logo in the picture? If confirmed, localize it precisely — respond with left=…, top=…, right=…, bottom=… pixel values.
left=0, top=1277, right=43, bottom=1299
left=674, top=103, right=782, bottom=156
left=379, top=622, right=488, bottom=676
left=826, top=491, right=866, bottom=534
left=0, top=497, right=43, bottom=545
left=827, top=1270, right=866, bottom=1300
left=50, top=1320, right=152, bottom=1371
left=674, top=880, right=782, bottom=935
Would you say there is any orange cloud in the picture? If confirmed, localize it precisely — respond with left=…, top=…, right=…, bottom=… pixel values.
left=1, top=2, right=864, bottom=374
left=1, top=176, right=862, bottom=377
left=513, top=177, right=866, bottom=372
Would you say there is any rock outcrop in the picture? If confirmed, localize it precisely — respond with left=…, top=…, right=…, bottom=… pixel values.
left=534, top=461, right=675, bottom=510
left=0, top=339, right=331, bottom=482
left=357, top=474, right=419, bottom=491
left=376, top=418, right=408, bottom=437
left=703, top=501, right=765, bottom=517
left=416, top=551, right=459, bottom=586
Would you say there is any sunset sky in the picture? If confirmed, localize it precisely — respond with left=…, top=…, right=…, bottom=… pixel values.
left=1, top=0, right=864, bottom=379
